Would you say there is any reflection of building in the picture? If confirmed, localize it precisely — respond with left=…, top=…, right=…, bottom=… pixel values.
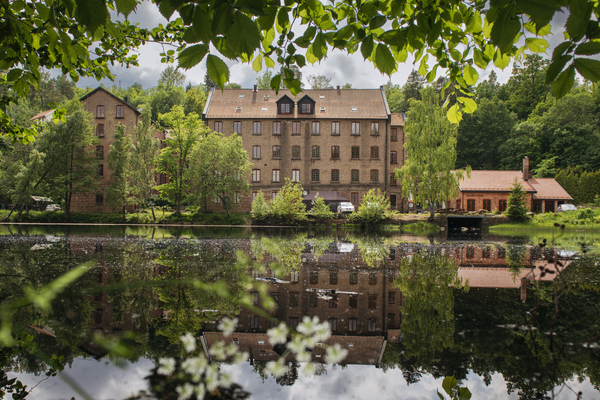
left=450, top=157, right=572, bottom=213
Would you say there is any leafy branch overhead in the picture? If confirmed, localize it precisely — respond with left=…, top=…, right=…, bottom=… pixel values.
left=2, top=0, right=600, bottom=140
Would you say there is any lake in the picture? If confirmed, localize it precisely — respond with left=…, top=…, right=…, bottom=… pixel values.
left=1, top=225, right=599, bottom=400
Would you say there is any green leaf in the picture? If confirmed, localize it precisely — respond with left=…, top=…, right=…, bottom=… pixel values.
left=158, top=1, right=174, bottom=19
left=252, top=54, right=263, bottom=72
left=518, top=0, right=559, bottom=29
left=473, top=49, right=488, bottom=69
left=426, top=64, right=438, bottom=82
left=437, top=390, right=445, bottom=400
left=276, top=8, right=290, bottom=34
left=551, top=64, right=575, bottom=98
left=206, top=54, right=230, bottom=90
left=192, top=6, right=214, bottom=43
left=74, top=0, right=109, bottom=33
left=493, top=49, right=511, bottom=69
left=450, top=49, right=461, bottom=61
left=463, top=64, right=479, bottom=85
left=115, top=0, right=137, bottom=17
left=567, top=0, right=591, bottom=41
left=575, top=42, right=600, bottom=55
left=574, top=57, right=600, bottom=81
left=270, top=74, right=282, bottom=90
left=442, top=376, right=457, bottom=395
left=361, top=35, right=374, bottom=60
left=284, top=78, right=303, bottom=95
left=177, top=45, right=209, bottom=69
left=553, top=41, right=573, bottom=59
left=525, top=38, right=549, bottom=53
left=418, top=54, right=429, bottom=76
left=369, top=15, right=387, bottom=30
left=466, top=10, right=482, bottom=33
left=545, top=55, right=572, bottom=83
left=374, top=44, right=397, bottom=75
left=311, top=32, right=328, bottom=60
left=460, top=97, right=477, bottom=113
left=264, top=56, right=275, bottom=68
left=7, top=69, right=22, bottom=82
left=490, top=4, right=521, bottom=52
left=447, top=104, right=462, bottom=124
left=294, top=54, right=306, bottom=67
left=458, top=387, right=472, bottom=400
left=228, top=12, right=261, bottom=57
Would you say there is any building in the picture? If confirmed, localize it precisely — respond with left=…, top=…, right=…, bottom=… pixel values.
left=450, top=157, right=573, bottom=213
left=30, top=109, right=55, bottom=123
left=202, top=86, right=406, bottom=213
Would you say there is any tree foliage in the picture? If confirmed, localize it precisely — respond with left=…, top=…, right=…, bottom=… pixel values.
left=347, top=189, right=390, bottom=226
left=270, top=179, right=306, bottom=224
left=506, top=178, right=529, bottom=220
left=106, top=124, right=133, bottom=215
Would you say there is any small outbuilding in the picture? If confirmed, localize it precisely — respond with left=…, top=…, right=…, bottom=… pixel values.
left=302, top=191, right=350, bottom=212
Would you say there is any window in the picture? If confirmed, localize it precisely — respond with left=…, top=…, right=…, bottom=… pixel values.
left=291, top=271, right=299, bottom=283
left=457, top=200, right=461, bottom=210
left=93, top=309, right=103, bottom=324
left=391, top=128, right=398, bottom=141
left=368, top=318, right=376, bottom=332
left=252, top=191, right=258, bottom=201
left=498, top=246, right=507, bottom=259
left=300, top=102, right=311, bottom=114
left=96, top=146, right=104, bottom=159
left=310, top=293, right=318, bottom=307
left=290, top=292, right=298, bottom=307
left=482, top=246, right=491, bottom=258
left=466, top=246, right=475, bottom=258
left=289, top=317, right=298, bottom=330
left=280, top=102, right=291, bottom=114
left=272, top=169, right=281, bottom=182
left=292, top=169, right=300, bottom=182
left=349, top=272, right=358, bottom=285
left=390, top=194, right=397, bottom=207
left=214, top=121, right=223, bottom=133
left=292, top=146, right=300, bottom=159
left=213, top=195, right=221, bottom=204
left=370, top=146, right=379, bottom=159
left=329, top=318, right=337, bottom=331
left=96, top=105, right=104, bottom=118
left=272, top=145, right=281, bottom=158
left=272, top=191, right=278, bottom=200
left=388, top=313, right=395, bottom=327
left=351, top=170, right=359, bottom=182
left=96, top=124, right=104, bottom=137
left=370, top=122, right=379, bottom=135
left=310, top=271, right=318, bottom=284
left=467, top=199, right=476, bottom=211
left=388, top=291, right=396, bottom=304
left=482, top=199, right=491, bottom=211
left=329, top=296, right=337, bottom=308
left=369, top=273, right=377, bottom=285
left=311, top=169, right=320, bottom=182
left=95, top=194, right=104, bottom=206
left=252, top=292, right=259, bottom=306
left=312, top=121, right=320, bottom=134
left=233, top=192, right=241, bottom=204
left=351, top=146, right=360, bottom=159
left=292, top=121, right=301, bottom=135
left=390, top=151, right=397, bottom=164
left=253, top=121, right=261, bottom=134
left=499, top=199, right=507, bottom=212
left=252, top=145, right=261, bottom=159
left=331, top=121, right=340, bottom=135
left=330, top=272, right=338, bottom=285
left=368, top=294, right=377, bottom=309
left=312, top=146, right=320, bottom=159
left=273, top=121, right=281, bottom=134
left=351, top=121, right=360, bottom=135
left=97, top=164, right=104, bottom=177
left=370, top=170, right=379, bottom=183
left=351, top=192, right=359, bottom=205
left=116, top=105, right=124, bottom=119
left=251, top=316, right=259, bottom=329
left=331, top=169, right=339, bottom=182
left=331, top=146, right=340, bottom=159
left=252, top=169, right=261, bottom=182
left=233, top=121, right=242, bottom=134
left=348, top=318, right=357, bottom=332
left=349, top=295, right=357, bottom=308
left=390, top=174, right=397, bottom=185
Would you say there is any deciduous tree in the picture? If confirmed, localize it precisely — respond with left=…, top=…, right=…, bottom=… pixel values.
left=106, top=124, right=133, bottom=216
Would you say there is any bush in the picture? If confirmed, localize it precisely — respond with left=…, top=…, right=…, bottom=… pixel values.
left=347, top=189, right=390, bottom=226
left=251, top=191, right=271, bottom=220
left=309, top=195, right=334, bottom=219
left=270, top=179, right=307, bottom=223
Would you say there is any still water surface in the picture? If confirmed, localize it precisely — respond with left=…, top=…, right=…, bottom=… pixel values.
left=1, top=225, right=599, bottom=399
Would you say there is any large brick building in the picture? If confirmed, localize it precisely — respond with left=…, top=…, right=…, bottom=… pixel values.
left=202, top=87, right=406, bottom=213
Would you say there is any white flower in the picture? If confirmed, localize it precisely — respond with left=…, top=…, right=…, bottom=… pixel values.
left=181, top=356, right=208, bottom=378
left=218, top=317, right=238, bottom=337
left=219, top=372, right=233, bottom=388
left=180, top=333, right=196, bottom=353
left=325, top=343, right=348, bottom=364
left=302, top=362, right=317, bottom=376
left=297, top=316, right=319, bottom=335
left=264, top=359, right=289, bottom=378
left=296, top=350, right=311, bottom=362
left=313, top=322, right=332, bottom=342
left=233, top=351, right=249, bottom=364
left=157, top=357, right=176, bottom=375
left=176, top=383, right=195, bottom=400
left=205, top=364, right=220, bottom=392
left=194, top=384, right=206, bottom=399
left=209, top=341, right=227, bottom=360
left=287, top=335, right=306, bottom=354
left=225, top=343, right=239, bottom=357
left=267, top=322, right=289, bottom=345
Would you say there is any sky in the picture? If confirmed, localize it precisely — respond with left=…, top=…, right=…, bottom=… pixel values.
left=69, top=2, right=572, bottom=92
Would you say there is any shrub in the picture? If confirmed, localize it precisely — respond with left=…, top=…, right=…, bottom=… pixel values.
left=309, top=195, right=334, bottom=219
left=251, top=191, right=271, bottom=220
left=505, top=178, right=528, bottom=220
left=270, top=179, right=307, bottom=223
left=347, top=189, right=390, bottom=226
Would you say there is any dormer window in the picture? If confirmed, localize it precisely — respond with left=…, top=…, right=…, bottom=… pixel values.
left=261, top=107, right=268, bottom=111
left=264, top=95, right=270, bottom=100
left=297, top=95, right=315, bottom=115
left=351, top=107, right=358, bottom=112
left=319, top=95, right=325, bottom=99
left=280, top=103, right=291, bottom=114
left=301, top=103, right=312, bottom=114
left=239, top=94, right=245, bottom=98
left=236, top=106, right=242, bottom=112
left=276, top=95, right=294, bottom=114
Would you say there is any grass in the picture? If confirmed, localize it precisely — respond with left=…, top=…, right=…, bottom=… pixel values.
left=489, top=207, right=600, bottom=231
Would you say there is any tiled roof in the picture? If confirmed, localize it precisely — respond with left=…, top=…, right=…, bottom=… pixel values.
left=204, top=88, right=389, bottom=119
left=390, top=113, right=405, bottom=126
left=30, top=109, right=54, bottom=120
left=457, top=267, right=530, bottom=288
left=458, top=170, right=536, bottom=192
left=529, top=178, right=573, bottom=200
left=79, top=87, right=140, bottom=115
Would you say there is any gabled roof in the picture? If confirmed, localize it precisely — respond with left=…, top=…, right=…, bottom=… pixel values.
left=390, top=113, right=405, bottom=126
left=275, top=94, right=294, bottom=104
left=458, top=171, right=536, bottom=192
left=529, top=178, right=573, bottom=200
left=79, top=87, right=140, bottom=115
left=297, top=94, right=316, bottom=104
left=30, top=109, right=54, bottom=121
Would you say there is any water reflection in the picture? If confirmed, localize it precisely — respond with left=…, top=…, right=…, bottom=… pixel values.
left=0, top=227, right=599, bottom=399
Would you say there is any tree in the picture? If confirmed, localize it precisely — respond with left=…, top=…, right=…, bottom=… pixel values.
left=256, top=70, right=285, bottom=90
left=130, top=106, right=159, bottom=220
left=155, top=106, right=205, bottom=215
left=158, top=66, right=186, bottom=90
left=383, top=82, right=405, bottom=113
left=270, top=179, right=307, bottom=224
left=402, top=70, right=426, bottom=106
left=507, top=55, right=551, bottom=121
left=347, top=189, right=390, bottom=226
left=106, top=124, right=133, bottom=216
left=506, top=178, right=529, bottom=220
left=397, top=88, right=470, bottom=222
left=533, top=157, right=558, bottom=178
left=309, top=195, right=335, bottom=219
left=183, top=87, right=207, bottom=116
left=307, top=75, right=332, bottom=89
left=251, top=191, right=271, bottom=220
left=188, top=132, right=252, bottom=216
left=341, top=83, right=353, bottom=89
left=148, top=86, right=186, bottom=123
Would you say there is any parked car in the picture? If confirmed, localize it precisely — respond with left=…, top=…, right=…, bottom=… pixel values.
left=556, top=204, right=577, bottom=212
left=45, top=204, right=62, bottom=211
left=337, top=202, right=355, bottom=213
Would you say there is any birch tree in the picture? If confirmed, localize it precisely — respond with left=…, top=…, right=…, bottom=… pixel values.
left=130, top=107, right=159, bottom=220
left=397, top=88, right=470, bottom=221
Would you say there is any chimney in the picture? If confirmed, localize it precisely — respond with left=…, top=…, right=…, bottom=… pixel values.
left=336, top=85, right=340, bottom=89
left=523, top=156, right=530, bottom=180
left=253, top=85, right=257, bottom=92
left=124, top=96, right=129, bottom=104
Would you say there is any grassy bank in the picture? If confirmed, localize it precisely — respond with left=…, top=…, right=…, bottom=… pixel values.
left=489, top=207, right=600, bottom=231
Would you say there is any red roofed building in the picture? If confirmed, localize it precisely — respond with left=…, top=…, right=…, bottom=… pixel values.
left=450, top=157, right=572, bottom=213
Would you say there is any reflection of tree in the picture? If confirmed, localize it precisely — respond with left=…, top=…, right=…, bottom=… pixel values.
left=345, top=232, right=390, bottom=268
left=276, top=362, right=299, bottom=386
left=251, top=234, right=309, bottom=274
left=506, top=244, right=526, bottom=279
